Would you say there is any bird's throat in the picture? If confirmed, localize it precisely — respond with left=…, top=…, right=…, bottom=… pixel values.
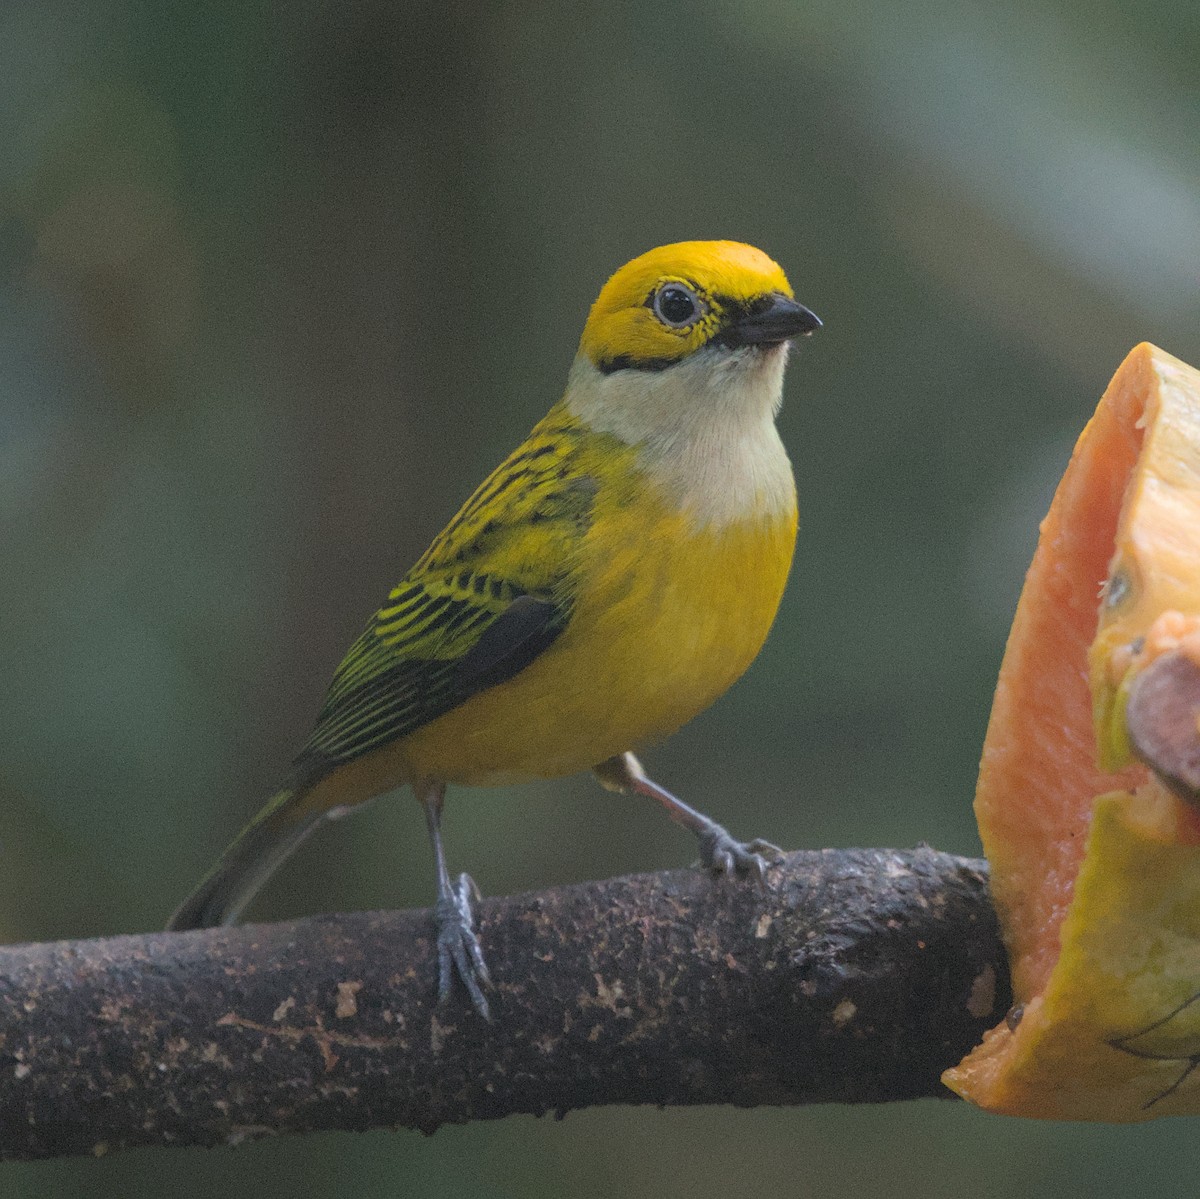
left=564, top=348, right=796, bottom=528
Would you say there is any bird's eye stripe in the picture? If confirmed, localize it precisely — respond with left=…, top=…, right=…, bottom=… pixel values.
left=596, top=353, right=678, bottom=375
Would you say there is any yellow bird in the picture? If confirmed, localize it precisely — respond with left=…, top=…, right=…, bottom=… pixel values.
left=169, top=240, right=820, bottom=1017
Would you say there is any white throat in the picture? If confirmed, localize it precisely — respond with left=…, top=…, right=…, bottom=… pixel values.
left=564, top=345, right=796, bottom=529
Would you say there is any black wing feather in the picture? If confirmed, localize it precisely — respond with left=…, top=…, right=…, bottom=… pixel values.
left=454, top=595, right=561, bottom=692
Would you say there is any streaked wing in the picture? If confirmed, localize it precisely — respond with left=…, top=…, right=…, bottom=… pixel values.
left=293, top=405, right=598, bottom=776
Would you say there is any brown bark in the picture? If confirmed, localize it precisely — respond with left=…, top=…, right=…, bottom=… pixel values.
left=0, top=848, right=1007, bottom=1161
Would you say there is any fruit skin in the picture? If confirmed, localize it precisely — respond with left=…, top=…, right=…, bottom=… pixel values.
left=972, top=345, right=1158, bottom=1009
left=946, top=343, right=1200, bottom=1119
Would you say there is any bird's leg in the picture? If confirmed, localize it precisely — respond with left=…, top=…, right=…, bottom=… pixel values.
left=418, top=782, right=492, bottom=1019
left=594, top=752, right=783, bottom=883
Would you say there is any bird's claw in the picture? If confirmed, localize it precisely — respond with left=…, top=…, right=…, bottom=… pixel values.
left=434, top=871, right=492, bottom=1020
left=696, top=827, right=783, bottom=886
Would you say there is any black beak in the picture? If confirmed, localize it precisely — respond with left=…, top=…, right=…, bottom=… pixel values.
left=720, top=292, right=822, bottom=348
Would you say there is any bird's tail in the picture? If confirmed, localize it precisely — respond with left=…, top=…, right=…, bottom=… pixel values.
left=167, top=786, right=326, bottom=931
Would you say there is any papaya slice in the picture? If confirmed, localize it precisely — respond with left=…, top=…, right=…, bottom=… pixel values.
left=943, top=343, right=1200, bottom=1120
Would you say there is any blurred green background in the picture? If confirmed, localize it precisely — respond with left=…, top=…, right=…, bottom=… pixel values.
left=3, top=0, right=1200, bottom=1193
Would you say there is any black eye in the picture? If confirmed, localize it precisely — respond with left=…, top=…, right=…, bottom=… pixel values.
left=652, top=283, right=703, bottom=328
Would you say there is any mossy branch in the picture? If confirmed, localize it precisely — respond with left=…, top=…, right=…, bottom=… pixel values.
left=0, top=847, right=1008, bottom=1161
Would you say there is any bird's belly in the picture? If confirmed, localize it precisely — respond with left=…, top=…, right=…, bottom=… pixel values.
left=396, top=504, right=797, bottom=786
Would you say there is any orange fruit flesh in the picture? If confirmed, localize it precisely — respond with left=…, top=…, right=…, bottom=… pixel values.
left=975, top=354, right=1147, bottom=1005
left=946, top=344, right=1200, bottom=1119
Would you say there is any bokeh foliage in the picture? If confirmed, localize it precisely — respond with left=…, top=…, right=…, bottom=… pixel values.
left=3, top=0, right=1200, bottom=1193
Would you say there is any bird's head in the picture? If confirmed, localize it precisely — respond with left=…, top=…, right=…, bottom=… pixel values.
left=566, top=241, right=819, bottom=455
left=578, top=240, right=819, bottom=375
left=566, top=241, right=820, bottom=523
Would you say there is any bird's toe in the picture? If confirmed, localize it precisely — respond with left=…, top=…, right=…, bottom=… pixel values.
left=434, top=882, right=493, bottom=1020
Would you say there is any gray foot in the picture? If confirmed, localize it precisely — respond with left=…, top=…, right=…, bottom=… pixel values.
left=434, top=872, right=492, bottom=1019
left=697, top=826, right=784, bottom=884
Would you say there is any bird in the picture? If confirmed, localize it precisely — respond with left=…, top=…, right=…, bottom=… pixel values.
left=169, top=240, right=821, bottom=1018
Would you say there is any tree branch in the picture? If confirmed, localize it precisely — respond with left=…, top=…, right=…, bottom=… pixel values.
left=0, top=848, right=1007, bottom=1161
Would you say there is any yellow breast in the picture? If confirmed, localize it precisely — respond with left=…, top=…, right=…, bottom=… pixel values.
left=394, top=472, right=797, bottom=786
